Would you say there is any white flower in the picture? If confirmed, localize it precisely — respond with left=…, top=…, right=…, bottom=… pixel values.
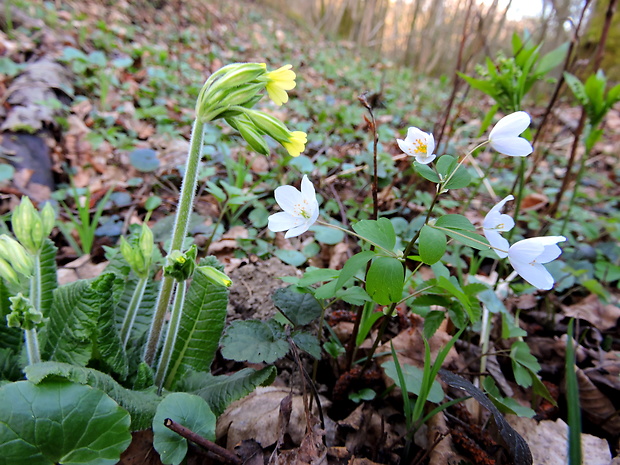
left=397, top=127, right=436, bottom=164
left=268, top=175, right=319, bottom=238
left=488, top=112, right=534, bottom=157
left=508, top=236, right=566, bottom=290
left=483, top=195, right=515, bottom=258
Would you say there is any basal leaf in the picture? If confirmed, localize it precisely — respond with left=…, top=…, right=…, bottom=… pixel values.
left=153, top=393, right=216, bottom=465
left=352, top=218, right=396, bottom=252
left=272, top=286, right=322, bottom=327
left=25, top=361, right=160, bottom=431
left=113, top=277, right=157, bottom=347
left=366, top=257, right=404, bottom=305
left=419, top=225, right=446, bottom=265
left=94, top=275, right=128, bottom=379
left=43, top=274, right=116, bottom=366
left=0, top=380, right=131, bottom=465
left=164, top=257, right=228, bottom=389
left=185, top=366, right=276, bottom=416
left=38, top=239, right=58, bottom=316
left=220, top=319, right=289, bottom=364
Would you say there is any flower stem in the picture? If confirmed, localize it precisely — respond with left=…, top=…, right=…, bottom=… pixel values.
left=24, top=328, right=41, bottom=364
left=120, top=276, right=149, bottom=348
left=26, top=252, right=42, bottom=365
left=507, top=157, right=526, bottom=241
left=155, top=280, right=186, bottom=393
left=144, top=118, right=205, bottom=366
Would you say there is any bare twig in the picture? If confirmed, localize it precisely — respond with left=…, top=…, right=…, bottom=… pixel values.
left=163, top=418, right=242, bottom=465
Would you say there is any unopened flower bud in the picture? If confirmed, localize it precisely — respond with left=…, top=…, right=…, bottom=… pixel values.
left=0, top=235, right=33, bottom=278
left=198, top=266, right=232, bottom=287
left=232, top=116, right=270, bottom=155
left=163, top=245, right=197, bottom=282
left=12, top=197, right=56, bottom=253
left=7, top=293, right=44, bottom=330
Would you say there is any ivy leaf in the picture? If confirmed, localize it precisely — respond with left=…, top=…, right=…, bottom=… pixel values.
left=221, top=319, right=289, bottom=364
left=366, top=257, right=404, bottom=305
left=352, top=218, right=396, bottom=251
left=272, top=287, right=322, bottom=327
left=419, top=225, right=446, bottom=265
left=153, top=393, right=216, bottom=465
left=0, top=380, right=131, bottom=465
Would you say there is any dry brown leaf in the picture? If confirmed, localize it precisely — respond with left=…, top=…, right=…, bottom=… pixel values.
left=575, top=368, right=620, bottom=435
left=427, top=412, right=467, bottom=465
left=57, top=254, right=108, bottom=285
left=507, top=417, right=611, bottom=465
left=520, top=192, right=548, bottom=211
left=216, top=387, right=329, bottom=450
left=561, top=293, right=620, bottom=331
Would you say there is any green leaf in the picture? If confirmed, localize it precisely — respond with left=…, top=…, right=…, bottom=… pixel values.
left=274, top=249, right=307, bottom=266
left=337, top=286, right=371, bottom=305
left=414, top=161, right=440, bottom=183
left=312, top=225, right=345, bottom=245
left=335, top=250, right=375, bottom=290
left=291, top=331, right=321, bottom=359
left=39, top=239, right=58, bottom=316
left=435, top=155, right=456, bottom=178
left=423, top=310, right=445, bottom=339
left=165, top=257, right=228, bottom=389
left=437, top=276, right=478, bottom=322
left=483, top=377, right=535, bottom=418
left=441, top=228, right=489, bottom=251
left=564, top=72, right=588, bottom=107
left=443, top=166, right=471, bottom=190
left=382, top=361, right=444, bottom=403
left=25, top=361, right=161, bottom=431
left=113, top=277, right=157, bottom=348
left=419, top=225, right=446, bottom=265
left=183, top=367, right=276, bottom=416
left=153, top=393, right=216, bottom=465
left=298, top=268, right=339, bottom=286
left=129, top=148, right=160, bottom=172
left=352, top=218, right=396, bottom=252
left=435, top=214, right=475, bottom=231
left=272, top=286, right=322, bottom=327
left=0, top=380, right=131, bottom=465
left=95, top=275, right=128, bottom=378
left=221, top=319, right=289, bottom=363
left=458, top=73, right=497, bottom=96
left=366, top=257, right=404, bottom=305
left=42, top=274, right=115, bottom=366
left=534, top=42, right=568, bottom=76
left=510, top=341, right=540, bottom=388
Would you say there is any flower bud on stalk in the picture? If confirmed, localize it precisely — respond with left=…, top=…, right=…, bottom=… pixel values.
left=163, top=245, right=197, bottom=282
left=0, top=235, right=33, bottom=279
left=12, top=197, right=55, bottom=254
left=7, top=293, right=44, bottom=330
left=198, top=266, right=232, bottom=287
left=120, top=224, right=154, bottom=279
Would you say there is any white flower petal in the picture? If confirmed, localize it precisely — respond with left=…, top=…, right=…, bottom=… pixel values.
left=284, top=221, right=311, bottom=238
left=300, top=175, right=315, bottom=200
left=484, top=230, right=510, bottom=258
left=489, top=137, right=533, bottom=157
left=415, top=153, right=436, bottom=164
left=274, top=185, right=303, bottom=214
left=489, top=112, right=531, bottom=140
left=397, top=138, right=415, bottom=156
left=426, top=133, right=436, bottom=155
left=268, top=211, right=296, bottom=232
left=511, top=260, right=555, bottom=290
left=406, top=127, right=427, bottom=141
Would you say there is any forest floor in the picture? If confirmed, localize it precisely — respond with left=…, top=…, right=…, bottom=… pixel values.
left=1, top=0, right=619, bottom=464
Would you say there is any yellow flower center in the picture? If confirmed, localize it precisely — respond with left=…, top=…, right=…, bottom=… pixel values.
left=294, top=200, right=311, bottom=219
left=412, top=138, right=427, bottom=154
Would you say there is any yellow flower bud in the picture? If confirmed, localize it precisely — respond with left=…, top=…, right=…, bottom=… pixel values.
left=282, top=131, right=307, bottom=157
left=198, top=266, right=232, bottom=287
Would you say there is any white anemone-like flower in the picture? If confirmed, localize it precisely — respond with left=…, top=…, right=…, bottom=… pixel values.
left=483, top=195, right=515, bottom=258
left=268, top=175, right=319, bottom=238
left=397, top=127, right=436, bottom=164
left=508, top=236, right=566, bottom=290
left=488, top=112, right=534, bottom=157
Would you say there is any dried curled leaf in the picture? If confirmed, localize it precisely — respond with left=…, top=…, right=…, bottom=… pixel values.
left=576, top=368, right=620, bottom=435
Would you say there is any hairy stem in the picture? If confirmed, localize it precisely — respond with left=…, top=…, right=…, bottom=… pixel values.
left=144, top=119, right=205, bottom=366
left=26, top=252, right=42, bottom=364
left=120, top=276, right=149, bottom=348
left=155, top=280, right=186, bottom=393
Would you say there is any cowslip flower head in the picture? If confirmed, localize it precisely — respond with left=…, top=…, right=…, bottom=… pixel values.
left=483, top=195, right=515, bottom=258
left=265, top=64, right=296, bottom=106
left=397, top=127, right=436, bottom=164
left=488, top=111, right=533, bottom=157
left=282, top=131, right=307, bottom=157
left=268, top=175, right=319, bottom=238
left=508, top=236, right=566, bottom=290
